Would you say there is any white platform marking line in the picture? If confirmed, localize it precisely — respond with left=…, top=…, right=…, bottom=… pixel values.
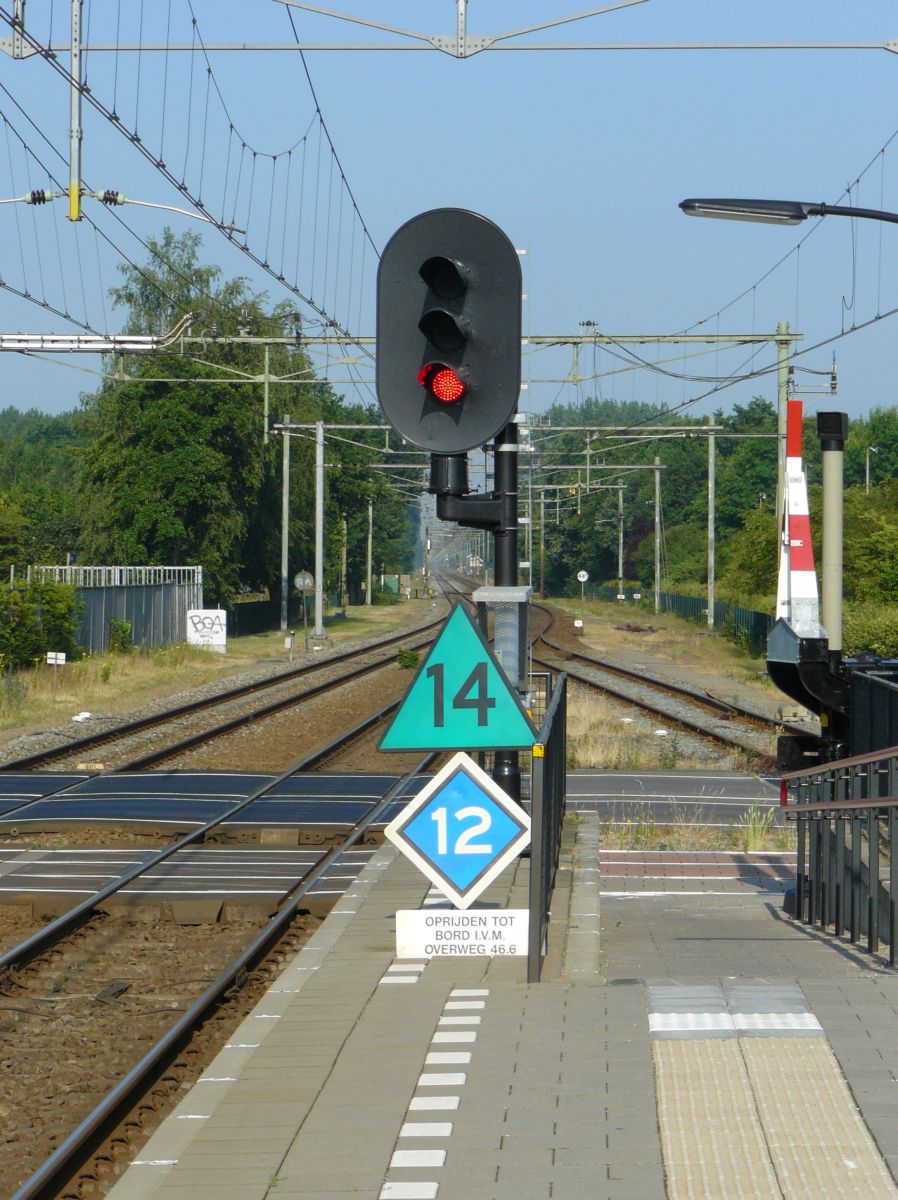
left=409, top=1096, right=459, bottom=1111
left=431, top=1030, right=476, bottom=1044
left=399, top=1123, right=453, bottom=1138
left=379, top=1183, right=439, bottom=1199
left=425, top=1052, right=472, bottom=1065
left=438, top=1015, right=481, bottom=1026
left=390, top=1150, right=447, bottom=1168
left=417, top=1073, right=466, bottom=1087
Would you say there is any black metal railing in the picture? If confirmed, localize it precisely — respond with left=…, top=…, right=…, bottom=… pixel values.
left=527, top=672, right=567, bottom=982
left=783, top=745, right=898, bottom=964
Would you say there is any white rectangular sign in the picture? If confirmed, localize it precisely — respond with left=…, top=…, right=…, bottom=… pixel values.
left=396, top=908, right=529, bottom=958
left=186, top=609, right=227, bottom=654
left=46, top=651, right=66, bottom=666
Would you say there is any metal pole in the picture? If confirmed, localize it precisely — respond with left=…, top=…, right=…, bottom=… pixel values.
left=775, top=321, right=790, bottom=526
left=262, top=343, right=270, bottom=445
left=313, top=420, right=325, bottom=638
left=617, top=481, right=624, bottom=597
left=819, top=413, right=847, bottom=653
left=540, top=492, right=545, bottom=598
left=493, top=420, right=520, bottom=803
left=707, top=420, right=716, bottom=627
left=654, top=455, right=661, bottom=615
left=366, top=499, right=373, bottom=605
left=279, top=414, right=290, bottom=632
left=68, top=0, right=83, bottom=221
left=340, top=513, right=348, bottom=611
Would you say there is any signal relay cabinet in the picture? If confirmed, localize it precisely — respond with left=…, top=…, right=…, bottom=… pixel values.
left=473, top=585, right=532, bottom=695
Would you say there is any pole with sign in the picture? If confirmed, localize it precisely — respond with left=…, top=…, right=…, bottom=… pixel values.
left=294, top=571, right=314, bottom=653
left=576, top=569, right=588, bottom=635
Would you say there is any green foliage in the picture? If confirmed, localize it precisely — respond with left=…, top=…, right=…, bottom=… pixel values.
left=0, top=579, right=80, bottom=670
left=372, top=588, right=398, bottom=606
left=76, top=229, right=415, bottom=605
left=843, top=604, right=898, bottom=658
left=716, top=508, right=779, bottom=607
left=108, top=619, right=133, bottom=654
left=397, top=648, right=420, bottom=669
left=0, top=407, right=86, bottom=566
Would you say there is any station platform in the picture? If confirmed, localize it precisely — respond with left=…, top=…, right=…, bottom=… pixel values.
left=106, top=814, right=898, bottom=1200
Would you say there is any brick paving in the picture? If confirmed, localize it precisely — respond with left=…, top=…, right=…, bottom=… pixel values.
left=105, top=808, right=898, bottom=1200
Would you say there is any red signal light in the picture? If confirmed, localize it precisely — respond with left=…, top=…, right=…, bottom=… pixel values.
left=418, top=362, right=467, bottom=404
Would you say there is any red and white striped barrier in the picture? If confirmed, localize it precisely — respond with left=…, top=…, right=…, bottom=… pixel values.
left=775, top=397, right=825, bottom=639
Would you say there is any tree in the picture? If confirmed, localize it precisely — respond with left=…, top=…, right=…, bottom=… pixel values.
left=78, top=229, right=415, bottom=604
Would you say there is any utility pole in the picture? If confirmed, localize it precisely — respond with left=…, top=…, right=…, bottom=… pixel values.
left=617, top=482, right=624, bottom=597
left=313, top=420, right=325, bottom=639
left=492, top=420, right=520, bottom=802
left=707, top=419, right=716, bottom=627
left=340, top=513, right=348, bottom=612
left=279, top=413, right=291, bottom=632
left=775, top=320, right=791, bottom=523
left=366, top=499, right=373, bottom=606
left=539, top=491, right=546, bottom=598
left=654, top=455, right=662, bottom=615
left=68, top=0, right=83, bottom=221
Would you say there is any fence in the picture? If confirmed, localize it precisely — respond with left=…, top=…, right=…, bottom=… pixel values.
left=32, top=565, right=203, bottom=654
left=528, top=672, right=568, bottom=982
left=783, top=745, right=898, bottom=965
left=585, top=584, right=772, bottom=654
left=850, top=668, right=898, bottom=756
left=227, top=592, right=342, bottom=638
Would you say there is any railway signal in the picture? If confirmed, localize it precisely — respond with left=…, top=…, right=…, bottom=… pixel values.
left=376, top=208, right=522, bottom=454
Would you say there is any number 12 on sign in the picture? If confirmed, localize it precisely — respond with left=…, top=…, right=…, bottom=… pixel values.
left=430, top=805, right=492, bottom=856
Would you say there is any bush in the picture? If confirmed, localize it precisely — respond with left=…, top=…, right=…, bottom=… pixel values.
left=108, top=618, right=133, bottom=654
left=372, top=589, right=398, bottom=606
left=397, top=648, right=419, bottom=670
left=0, top=579, right=80, bottom=670
left=843, top=604, right=898, bottom=659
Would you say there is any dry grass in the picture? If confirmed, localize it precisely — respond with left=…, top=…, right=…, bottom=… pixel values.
left=566, top=682, right=734, bottom=771
left=0, top=599, right=437, bottom=744
left=553, top=597, right=774, bottom=708
left=597, top=803, right=795, bottom=853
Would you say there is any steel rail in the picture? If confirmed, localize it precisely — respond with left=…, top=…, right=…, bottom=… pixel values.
left=113, top=634, right=433, bottom=771
left=531, top=601, right=805, bottom=738
left=0, top=617, right=446, bottom=773
left=9, top=754, right=437, bottom=1200
left=532, top=652, right=772, bottom=760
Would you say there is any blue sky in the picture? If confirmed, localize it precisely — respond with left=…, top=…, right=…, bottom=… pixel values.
left=1, top=1, right=898, bottom=425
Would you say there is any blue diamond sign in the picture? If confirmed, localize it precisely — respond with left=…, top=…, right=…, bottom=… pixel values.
left=384, top=752, right=531, bottom=909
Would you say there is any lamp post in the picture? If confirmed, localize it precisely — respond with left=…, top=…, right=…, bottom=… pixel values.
left=866, top=445, right=879, bottom=493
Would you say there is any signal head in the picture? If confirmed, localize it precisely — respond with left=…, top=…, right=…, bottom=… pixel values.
left=376, top=208, right=522, bottom=454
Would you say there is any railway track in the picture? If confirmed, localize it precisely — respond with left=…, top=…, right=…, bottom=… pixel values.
left=531, top=602, right=786, bottom=764
left=0, top=616, right=445, bottom=774
left=1, top=753, right=438, bottom=1200
left=438, top=576, right=793, bottom=763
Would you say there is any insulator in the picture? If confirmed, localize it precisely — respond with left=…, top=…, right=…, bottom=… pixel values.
left=29, top=189, right=46, bottom=205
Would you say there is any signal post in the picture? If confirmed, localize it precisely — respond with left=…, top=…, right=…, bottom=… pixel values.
left=376, top=207, right=527, bottom=800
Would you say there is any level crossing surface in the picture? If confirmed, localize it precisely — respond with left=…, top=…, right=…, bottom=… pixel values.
left=0, top=768, right=777, bottom=829
left=102, top=812, right=898, bottom=1200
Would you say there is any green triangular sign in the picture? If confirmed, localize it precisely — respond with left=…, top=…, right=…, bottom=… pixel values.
left=379, top=603, right=537, bottom=752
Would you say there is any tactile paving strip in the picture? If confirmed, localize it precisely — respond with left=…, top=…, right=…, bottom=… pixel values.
left=650, top=985, right=898, bottom=1199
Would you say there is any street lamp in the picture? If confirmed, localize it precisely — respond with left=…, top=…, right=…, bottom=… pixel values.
left=680, top=198, right=898, bottom=227
left=866, top=445, right=879, bottom=494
